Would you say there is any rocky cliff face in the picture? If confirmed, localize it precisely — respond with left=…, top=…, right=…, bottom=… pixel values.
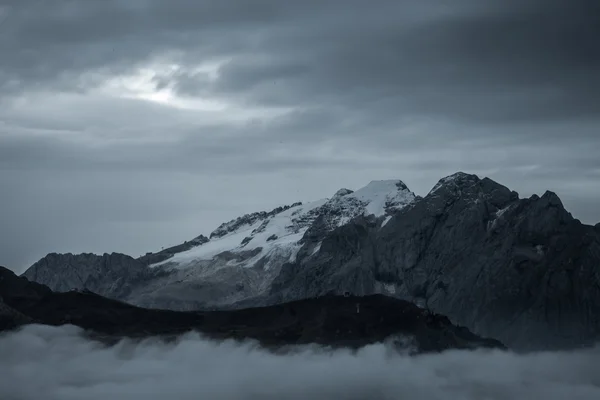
left=22, top=252, right=166, bottom=300
left=265, top=173, right=600, bottom=350
left=138, top=235, right=209, bottom=265
left=20, top=172, right=600, bottom=350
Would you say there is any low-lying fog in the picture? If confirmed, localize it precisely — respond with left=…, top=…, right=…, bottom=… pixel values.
left=1, top=325, right=599, bottom=399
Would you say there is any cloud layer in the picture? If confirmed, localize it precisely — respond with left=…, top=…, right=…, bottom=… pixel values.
left=1, top=325, right=600, bottom=400
left=1, top=0, right=599, bottom=270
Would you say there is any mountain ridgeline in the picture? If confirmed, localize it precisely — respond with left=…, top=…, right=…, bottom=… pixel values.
left=22, top=172, right=600, bottom=350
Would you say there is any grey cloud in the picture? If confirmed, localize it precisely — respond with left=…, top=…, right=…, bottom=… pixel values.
left=1, top=325, right=600, bottom=399
left=0, top=0, right=599, bottom=270
left=0, top=0, right=321, bottom=94
left=0, top=129, right=359, bottom=174
left=167, top=0, right=600, bottom=124
left=3, top=0, right=599, bottom=124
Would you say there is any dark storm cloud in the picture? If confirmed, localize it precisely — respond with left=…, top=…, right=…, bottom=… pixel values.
left=164, top=0, right=600, bottom=124
left=2, top=0, right=598, bottom=123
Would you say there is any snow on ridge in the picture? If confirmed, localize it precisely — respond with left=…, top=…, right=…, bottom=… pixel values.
left=486, top=204, right=515, bottom=231
left=150, top=199, right=327, bottom=268
left=209, top=202, right=303, bottom=239
left=151, top=179, right=416, bottom=269
left=346, top=180, right=414, bottom=217
left=381, top=215, right=393, bottom=228
left=495, top=204, right=512, bottom=218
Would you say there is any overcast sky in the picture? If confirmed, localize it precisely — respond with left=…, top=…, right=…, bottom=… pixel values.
left=1, top=0, right=599, bottom=272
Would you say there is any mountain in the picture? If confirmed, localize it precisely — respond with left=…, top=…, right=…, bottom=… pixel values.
left=265, top=172, right=600, bottom=350
left=21, top=172, right=600, bottom=350
left=0, top=266, right=503, bottom=353
left=22, top=252, right=167, bottom=299
left=23, top=179, right=416, bottom=311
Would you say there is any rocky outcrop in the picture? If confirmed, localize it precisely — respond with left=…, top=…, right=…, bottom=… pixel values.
left=138, top=235, right=209, bottom=265
left=21, top=252, right=167, bottom=300
left=210, top=202, right=303, bottom=239
left=0, top=266, right=503, bottom=353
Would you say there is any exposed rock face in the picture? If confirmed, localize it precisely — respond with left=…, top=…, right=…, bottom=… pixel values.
left=139, top=235, right=209, bottom=265
left=22, top=252, right=167, bottom=300
left=0, top=266, right=503, bottom=353
left=210, top=203, right=303, bottom=239
left=128, top=249, right=275, bottom=311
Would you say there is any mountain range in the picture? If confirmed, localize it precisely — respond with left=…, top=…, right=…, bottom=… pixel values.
left=0, top=266, right=503, bottom=354
left=20, top=172, right=600, bottom=351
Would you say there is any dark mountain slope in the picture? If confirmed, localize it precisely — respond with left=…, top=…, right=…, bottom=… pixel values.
left=269, top=173, right=600, bottom=350
left=0, top=266, right=503, bottom=353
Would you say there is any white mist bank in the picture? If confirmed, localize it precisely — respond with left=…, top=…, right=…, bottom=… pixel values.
left=1, top=325, right=599, bottom=400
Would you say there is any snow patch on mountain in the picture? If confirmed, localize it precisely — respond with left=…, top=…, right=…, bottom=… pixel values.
left=495, top=204, right=512, bottom=218
left=310, top=242, right=322, bottom=256
left=348, top=180, right=414, bottom=217
left=487, top=203, right=515, bottom=231
left=381, top=216, right=393, bottom=228
left=150, top=180, right=415, bottom=272
left=375, top=280, right=397, bottom=294
left=209, top=203, right=303, bottom=239
left=151, top=199, right=328, bottom=269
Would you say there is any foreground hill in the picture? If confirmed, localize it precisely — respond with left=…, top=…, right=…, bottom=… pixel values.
left=0, top=266, right=503, bottom=353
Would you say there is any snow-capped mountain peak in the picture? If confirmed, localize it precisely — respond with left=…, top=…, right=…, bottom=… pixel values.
left=108, top=179, right=419, bottom=310
left=149, top=179, right=416, bottom=270
left=341, top=179, right=414, bottom=217
left=209, top=202, right=302, bottom=239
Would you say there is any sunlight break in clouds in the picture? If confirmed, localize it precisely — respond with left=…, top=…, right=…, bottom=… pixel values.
left=98, top=64, right=224, bottom=111
left=96, top=60, right=293, bottom=123
left=1, top=325, right=599, bottom=400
